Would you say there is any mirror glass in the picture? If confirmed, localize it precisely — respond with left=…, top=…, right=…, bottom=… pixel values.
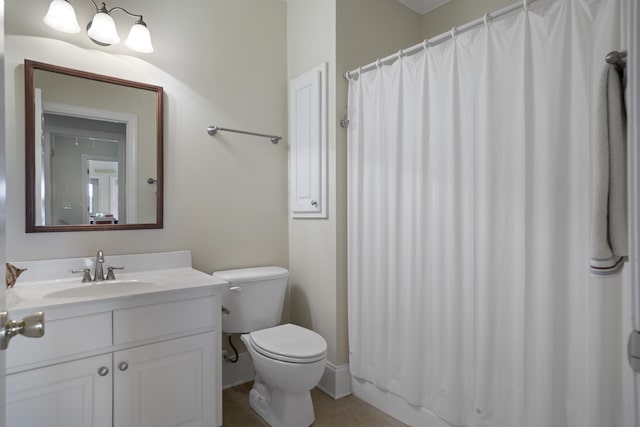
left=25, top=60, right=163, bottom=232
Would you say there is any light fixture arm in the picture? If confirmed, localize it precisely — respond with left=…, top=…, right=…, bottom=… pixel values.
left=87, top=0, right=103, bottom=13
left=87, top=0, right=146, bottom=23
left=108, top=7, right=145, bottom=22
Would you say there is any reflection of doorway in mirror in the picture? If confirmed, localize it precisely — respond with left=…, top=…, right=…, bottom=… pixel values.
left=47, top=129, right=124, bottom=226
left=86, top=159, right=118, bottom=224
left=37, top=99, right=138, bottom=226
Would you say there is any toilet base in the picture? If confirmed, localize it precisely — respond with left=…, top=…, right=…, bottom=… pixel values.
left=248, top=375, right=315, bottom=427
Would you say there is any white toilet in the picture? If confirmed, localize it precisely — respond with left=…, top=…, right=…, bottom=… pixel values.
left=213, top=266, right=327, bottom=427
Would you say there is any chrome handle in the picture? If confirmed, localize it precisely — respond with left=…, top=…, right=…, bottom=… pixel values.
left=118, top=361, right=128, bottom=371
left=221, top=306, right=230, bottom=315
left=98, top=366, right=109, bottom=376
left=311, top=200, right=318, bottom=207
left=72, top=268, right=92, bottom=282
left=0, top=311, right=45, bottom=350
left=229, top=286, right=242, bottom=292
left=106, top=266, right=125, bottom=280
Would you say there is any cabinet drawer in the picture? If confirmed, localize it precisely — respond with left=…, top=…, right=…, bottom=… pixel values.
left=113, top=296, right=217, bottom=345
left=7, top=312, right=112, bottom=371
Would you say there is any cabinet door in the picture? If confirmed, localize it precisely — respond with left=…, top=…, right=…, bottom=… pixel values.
left=114, top=332, right=216, bottom=427
left=6, top=353, right=112, bottom=427
left=290, top=63, right=327, bottom=218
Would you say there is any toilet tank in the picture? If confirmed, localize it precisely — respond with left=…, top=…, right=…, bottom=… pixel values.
left=213, top=266, right=289, bottom=334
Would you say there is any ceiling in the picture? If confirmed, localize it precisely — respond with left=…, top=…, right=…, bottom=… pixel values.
left=396, top=0, right=451, bottom=15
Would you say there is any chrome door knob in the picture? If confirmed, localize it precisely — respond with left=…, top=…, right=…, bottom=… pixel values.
left=0, top=311, right=45, bottom=350
left=118, top=361, right=129, bottom=371
left=15, top=312, right=45, bottom=338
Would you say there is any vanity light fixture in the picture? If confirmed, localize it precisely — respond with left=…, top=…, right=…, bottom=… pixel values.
left=43, top=0, right=154, bottom=53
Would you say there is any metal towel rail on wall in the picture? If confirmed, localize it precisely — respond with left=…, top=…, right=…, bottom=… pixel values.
left=207, top=126, right=282, bottom=144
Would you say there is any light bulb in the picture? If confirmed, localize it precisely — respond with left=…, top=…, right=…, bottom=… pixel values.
left=125, top=22, right=154, bottom=53
left=43, top=0, right=81, bottom=34
left=87, top=11, right=120, bottom=45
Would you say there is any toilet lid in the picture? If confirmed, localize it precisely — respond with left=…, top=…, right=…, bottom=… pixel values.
left=249, top=324, right=327, bottom=363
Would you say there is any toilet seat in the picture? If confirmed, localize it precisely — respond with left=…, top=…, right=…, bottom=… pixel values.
left=248, top=324, right=327, bottom=364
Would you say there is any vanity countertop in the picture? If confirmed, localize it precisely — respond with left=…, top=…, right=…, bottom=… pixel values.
left=6, top=251, right=228, bottom=315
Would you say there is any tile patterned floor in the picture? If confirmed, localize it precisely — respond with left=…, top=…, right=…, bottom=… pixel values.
left=222, top=382, right=408, bottom=427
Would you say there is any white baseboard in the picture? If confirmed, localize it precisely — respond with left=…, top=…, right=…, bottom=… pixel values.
left=222, top=352, right=254, bottom=389
left=317, top=362, right=352, bottom=399
left=351, top=377, right=451, bottom=427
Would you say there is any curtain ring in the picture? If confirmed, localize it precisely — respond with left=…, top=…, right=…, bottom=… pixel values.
left=483, top=13, right=491, bottom=26
left=422, top=39, right=430, bottom=50
left=358, top=66, right=363, bottom=76
left=397, top=49, right=405, bottom=60
left=376, top=59, right=383, bottom=69
left=523, top=0, right=529, bottom=11
left=345, top=71, right=351, bottom=81
left=450, top=27, right=457, bottom=40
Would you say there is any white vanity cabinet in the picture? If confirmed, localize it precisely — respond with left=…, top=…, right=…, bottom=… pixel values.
left=5, top=289, right=221, bottom=427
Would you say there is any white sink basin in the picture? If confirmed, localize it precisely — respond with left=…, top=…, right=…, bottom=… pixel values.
left=44, top=280, right=158, bottom=299
left=5, top=251, right=228, bottom=312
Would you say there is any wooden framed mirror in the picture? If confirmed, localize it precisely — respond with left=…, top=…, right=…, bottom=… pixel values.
left=24, top=60, right=163, bottom=232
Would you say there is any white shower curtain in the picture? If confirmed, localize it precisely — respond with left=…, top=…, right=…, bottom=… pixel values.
left=347, top=1, right=631, bottom=426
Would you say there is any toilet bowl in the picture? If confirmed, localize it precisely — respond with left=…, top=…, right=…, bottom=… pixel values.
left=212, top=267, right=328, bottom=427
left=241, top=323, right=327, bottom=427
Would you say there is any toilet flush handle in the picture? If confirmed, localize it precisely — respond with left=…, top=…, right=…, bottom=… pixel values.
left=229, top=286, right=242, bottom=292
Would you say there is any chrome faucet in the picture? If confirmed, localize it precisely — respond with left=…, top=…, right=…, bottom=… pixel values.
left=93, top=250, right=105, bottom=281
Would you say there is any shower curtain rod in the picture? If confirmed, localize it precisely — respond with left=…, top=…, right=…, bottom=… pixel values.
left=345, top=0, right=539, bottom=80
left=206, top=125, right=282, bottom=144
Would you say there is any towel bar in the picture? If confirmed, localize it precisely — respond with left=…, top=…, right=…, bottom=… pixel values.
left=207, top=126, right=282, bottom=144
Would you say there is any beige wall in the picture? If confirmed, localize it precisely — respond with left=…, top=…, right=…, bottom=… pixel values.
left=287, top=0, right=421, bottom=367
left=287, top=0, right=339, bottom=364
left=338, top=0, right=422, bottom=72
left=5, top=0, right=516, bottom=373
left=421, top=0, right=515, bottom=39
left=5, top=0, right=289, bottom=276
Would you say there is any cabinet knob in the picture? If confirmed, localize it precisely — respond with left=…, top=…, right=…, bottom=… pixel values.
left=98, top=367, right=109, bottom=376
left=119, top=361, right=129, bottom=371
left=311, top=200, right=318, bottom=207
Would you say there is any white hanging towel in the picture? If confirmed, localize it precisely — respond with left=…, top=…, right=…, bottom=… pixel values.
left=590, top=64, right=627, bottom=276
